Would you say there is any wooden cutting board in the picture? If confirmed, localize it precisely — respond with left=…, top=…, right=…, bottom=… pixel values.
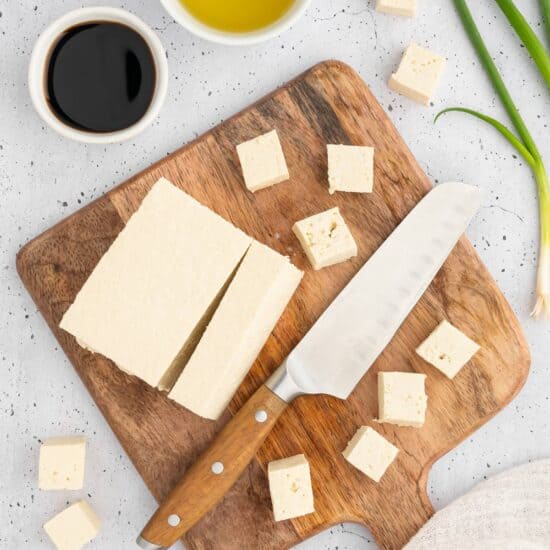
left=17, top=61, right=530, bottom=550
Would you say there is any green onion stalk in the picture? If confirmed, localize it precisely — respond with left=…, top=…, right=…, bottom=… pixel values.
left=436, top=0, right=550, bottom=317
left=496, top=0, right=550, bottom=90
left=542, top=0, right=550, bottom=49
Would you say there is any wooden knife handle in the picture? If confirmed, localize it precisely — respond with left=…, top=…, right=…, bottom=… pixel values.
left=139, top=384, right=288, bottom=548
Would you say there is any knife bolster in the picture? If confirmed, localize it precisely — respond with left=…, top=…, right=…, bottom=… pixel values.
left=266, top=362, right=306, bottom=403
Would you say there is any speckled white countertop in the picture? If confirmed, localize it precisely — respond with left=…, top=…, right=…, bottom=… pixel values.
left=1, top=1, right=549, bottom=549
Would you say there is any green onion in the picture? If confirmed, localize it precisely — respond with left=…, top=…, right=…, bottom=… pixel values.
left=437, top=0, right=550, bottom=318
left=495, top=0, right=550, bottom=91
left=452, top=0, right=538, bottom=155
left=541, top=0, right=550, bottom=49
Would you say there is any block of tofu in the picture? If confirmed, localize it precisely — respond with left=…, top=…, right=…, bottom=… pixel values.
left=376, top=0, right=417, bottom=17
left=44, top=500, right=101, bottom=550
left=39, top=437, right=86, bottom=490
left=378, top=371, right=427, bottom=428
left=416, top=320, right=480, bottom=379
left=389, top=43, right=446, bottom=105
left=327, top=144, right=374, bottom=194
left=268, top=454, right=315, bottom=522
left=169, top=241, right=303, bottom=420
left=342, top=427, right=398, bottom=482
left=293, top=207, right=358, bottom=270
left=236, top=129, right=289, bottom=192
left=59, top=178, right=252, bottom=390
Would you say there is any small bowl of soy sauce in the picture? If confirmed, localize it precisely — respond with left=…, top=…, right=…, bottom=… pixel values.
left=29, top=7, right=168, bottom=143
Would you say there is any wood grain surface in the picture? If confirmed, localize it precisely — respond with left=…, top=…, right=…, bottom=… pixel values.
left=17, top=61, right=530, bottom=550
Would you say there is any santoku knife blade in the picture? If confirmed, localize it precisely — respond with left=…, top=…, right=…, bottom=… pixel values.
left=137, top=182, right=481, bottom=549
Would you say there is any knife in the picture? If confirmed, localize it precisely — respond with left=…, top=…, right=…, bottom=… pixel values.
left=137, top=182, right=481, bottom=549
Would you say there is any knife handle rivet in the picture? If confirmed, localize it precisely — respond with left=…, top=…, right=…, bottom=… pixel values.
left=255, top=410, right=268, bottom=423
left=167, top=514, right=181, bottom=527
left=211, top=461, right=224, bottom=475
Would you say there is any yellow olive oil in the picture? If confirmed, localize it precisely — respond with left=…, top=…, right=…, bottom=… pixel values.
left=179, top=0, right=295, bottom=33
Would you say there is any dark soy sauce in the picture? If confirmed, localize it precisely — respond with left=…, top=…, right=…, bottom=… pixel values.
left=46, top=22, right=156, bottom=133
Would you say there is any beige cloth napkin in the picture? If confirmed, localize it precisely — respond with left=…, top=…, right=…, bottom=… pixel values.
left=405, top=459, right=550, bottom=550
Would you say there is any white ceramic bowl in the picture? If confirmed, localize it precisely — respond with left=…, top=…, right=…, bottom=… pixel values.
left=28, top=7, right=169, bottom=144
left=160, top=0, right=311, bottom=45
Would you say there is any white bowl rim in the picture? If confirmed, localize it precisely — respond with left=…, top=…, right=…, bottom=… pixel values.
left=28, top=7, right=169, bottom=144
left=159, top=0, right=311, bottom=46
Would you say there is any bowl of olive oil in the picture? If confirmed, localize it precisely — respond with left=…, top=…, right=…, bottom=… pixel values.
left=160, top=0, right=311, bottom=45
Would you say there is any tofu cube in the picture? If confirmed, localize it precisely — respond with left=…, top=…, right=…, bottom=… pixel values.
left=237, top=129, right=289, bottom=192
left=416, top=320, right=480, bottom=379
left=342, top=426, right=398, bottom=482
left=268, top=454, right=315, bottom=522
left=293, top=207, right=358, bottom=270
left=389, top=43, right=446, bottom=105
left=60, top=178, right=252, bottom=390
left=169, top=241, right=303, bottom=420
left=376, top=0, right=417, bottom=17
left=39, top=437, right=86, bottom=491
left=327, top=144, right=374, bottom=194
left=44, top=500, right=101, bottom=550
left=378, top=371, right=427, bottom=428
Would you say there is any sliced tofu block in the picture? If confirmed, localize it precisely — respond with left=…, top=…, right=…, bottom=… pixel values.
left=293, top=207, right=358, bottom=270
left=44, top=500, right=101, bottom=550
left=237, top=129, right=289, bottom=192
left=60, top=178, right=252, bottom=389
left=342, top=426, right=398, bottom=482
left=327, top=144, right=374, bottom=194
left=268, top=454, right=315, bottom=522
left=416, top=320, right=480, bottom=379
left=376, top=0, right=417, bottom=17
left=378, top=371, right=427, bottom=428
left=169, top=241, right=303, bottom=420
left=389, top=43, right=446, bottom=105
left=39, top=437, right=86, bottom=490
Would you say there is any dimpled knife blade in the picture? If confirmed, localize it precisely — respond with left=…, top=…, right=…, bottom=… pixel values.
left=276, top=182, right=482, bottom=400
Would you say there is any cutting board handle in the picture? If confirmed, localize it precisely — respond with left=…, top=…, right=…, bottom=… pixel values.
left=139, top=384, right=288, bottom=548
left=365, top=473, right=434, bottom=549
